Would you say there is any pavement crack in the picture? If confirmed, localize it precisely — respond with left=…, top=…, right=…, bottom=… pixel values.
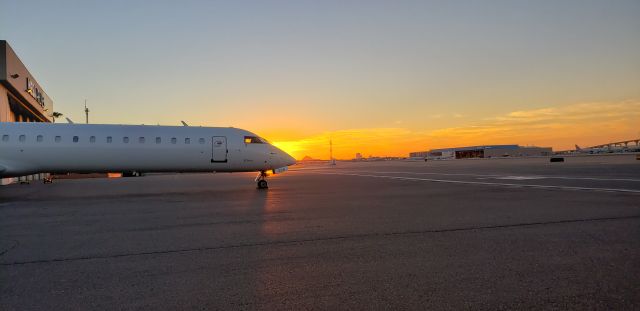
left=0, top=239, right=19, bottom=257
left=2, top=214, right=639, bottom=266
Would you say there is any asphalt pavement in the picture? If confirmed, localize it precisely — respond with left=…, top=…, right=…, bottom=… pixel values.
left=1, top=155, right=639, bottom=310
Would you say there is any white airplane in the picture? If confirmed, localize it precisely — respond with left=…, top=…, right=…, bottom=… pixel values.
left=575, top=144, right=608, bottom=154
left=0, top=122, right=296, bottom=189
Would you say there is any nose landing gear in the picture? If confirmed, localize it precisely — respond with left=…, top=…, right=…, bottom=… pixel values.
left=255, top=171, right=269, bottom=189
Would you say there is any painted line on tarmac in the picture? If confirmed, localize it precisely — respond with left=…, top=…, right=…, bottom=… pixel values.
left=312, top=172, right=640, bottom=194
left=314, top=170, right=640, bottom=182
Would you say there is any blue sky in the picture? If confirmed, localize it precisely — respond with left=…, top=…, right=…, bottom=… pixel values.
left=1, top=0, right=639, bottom=156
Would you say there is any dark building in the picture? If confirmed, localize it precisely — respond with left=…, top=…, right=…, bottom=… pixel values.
left=1, top=40, right=54, bottom=184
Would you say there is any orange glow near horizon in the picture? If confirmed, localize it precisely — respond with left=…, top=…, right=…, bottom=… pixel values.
left=268, top=101, right=640, bottom=160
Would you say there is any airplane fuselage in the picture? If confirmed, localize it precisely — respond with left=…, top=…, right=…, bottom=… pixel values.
left=0, top=123, right=296, bottom=178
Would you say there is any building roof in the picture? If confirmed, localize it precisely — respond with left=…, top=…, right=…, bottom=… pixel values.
left=429, top=145, right=520, bottom=153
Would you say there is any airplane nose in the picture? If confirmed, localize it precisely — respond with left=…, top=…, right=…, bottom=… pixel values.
left=284, top=152, right=296, bottom=166
left=271, top=145, right=296, bottom=167
left=276, top=148, right=296, bottom=166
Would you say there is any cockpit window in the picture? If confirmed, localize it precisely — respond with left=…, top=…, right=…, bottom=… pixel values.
left=244, top=136, right=267, bottom=144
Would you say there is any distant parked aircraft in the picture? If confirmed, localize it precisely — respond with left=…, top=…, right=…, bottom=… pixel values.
left=574, top=144, right=634, bottom=154
left=575, top=144, right=607, bottom=154
left=0, top=123, right=296, bottom=189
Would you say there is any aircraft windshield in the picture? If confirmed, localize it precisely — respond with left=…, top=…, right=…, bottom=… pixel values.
left=244, top=136, right=268, bottom=144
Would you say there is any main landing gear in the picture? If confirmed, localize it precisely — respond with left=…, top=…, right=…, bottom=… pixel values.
left=255, top=171, right=269, bottom=189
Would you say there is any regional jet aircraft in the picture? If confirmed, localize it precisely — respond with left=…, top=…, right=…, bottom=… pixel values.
left=0, top=123, right=296, bottom=189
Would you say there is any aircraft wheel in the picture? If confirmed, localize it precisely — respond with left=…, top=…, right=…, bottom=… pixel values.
left=257, top=180, right=268, bottom=189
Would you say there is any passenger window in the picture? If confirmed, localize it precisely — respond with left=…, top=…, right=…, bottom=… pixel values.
left=107, top=136, right=113, bottom=143
left=156, top=137, right=161, bottom=144
left=90, top=136, right=96, bottom=143
left=37, top=135, right=43, bottom=142
left=171, top=137, right=177, bottom=144
left=19, top=135, right=26, bottom=142
left=244, top=136, right=265, bottom=144
left=139, top=137, right=145, bottom=144
left=185, top=138, right=190, bottom=144
left=123, top=137, right=129, bottom=143
left=199, top=138, right=205, bottom=144
left=73, top=136, right=79, bottom=143
left=55, top=136, right=61, bottom=143
left=1, top=135, right=8, bottom=142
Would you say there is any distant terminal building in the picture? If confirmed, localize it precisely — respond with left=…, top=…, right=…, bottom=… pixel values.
left=408, top=151, right=429, bottom=159
left=1, top=40, right=54, bottom=185
left=410, top=145, right=552, bottom=160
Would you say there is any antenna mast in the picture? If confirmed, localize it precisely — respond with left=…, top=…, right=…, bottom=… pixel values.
left=84, top=100, right=89, bottom=124
left=330, top=138, right=333, bottom=159
left=329, top=137, right=336, bottom=165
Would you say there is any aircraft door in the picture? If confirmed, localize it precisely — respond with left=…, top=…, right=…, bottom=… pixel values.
left=211, top=136, right=227, bottom=163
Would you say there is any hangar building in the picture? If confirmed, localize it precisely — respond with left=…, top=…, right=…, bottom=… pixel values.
left=410, top=145, right=553, bottom=160
left=1, top=40, right=54, bottom=185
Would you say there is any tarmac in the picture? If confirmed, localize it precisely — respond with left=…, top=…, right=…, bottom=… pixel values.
left=1, top=155, right=639, bottom=310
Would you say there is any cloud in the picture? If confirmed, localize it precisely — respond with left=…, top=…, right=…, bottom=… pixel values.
left=434, top=101, right=640, bottom=148
left=272, top=100, right=640, bottom=159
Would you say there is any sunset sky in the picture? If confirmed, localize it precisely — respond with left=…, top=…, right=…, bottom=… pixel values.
left=1, top=0, right=639, bottom=159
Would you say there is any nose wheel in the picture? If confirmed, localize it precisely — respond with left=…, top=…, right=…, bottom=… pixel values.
left=255, top=171, right=269, bottom=189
